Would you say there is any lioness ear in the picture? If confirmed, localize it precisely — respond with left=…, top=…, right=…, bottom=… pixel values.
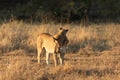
left=59, top=27, right=63, bottom=30
left=66, top=29, right=68, bottom=32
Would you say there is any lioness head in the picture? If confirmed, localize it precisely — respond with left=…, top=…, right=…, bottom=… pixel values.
left=59, top=27, right=68, bottom=35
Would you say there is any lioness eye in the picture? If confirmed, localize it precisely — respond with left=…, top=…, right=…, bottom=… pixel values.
left=59, top=27, right=63, bottom=30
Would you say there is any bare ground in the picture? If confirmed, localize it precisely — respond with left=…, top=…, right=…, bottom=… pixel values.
left=0, top=46, right=120, bottom=80
left=0, top=21, right=120, bottom=80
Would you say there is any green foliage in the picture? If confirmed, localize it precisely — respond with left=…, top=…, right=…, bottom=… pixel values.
left=0, top=0, right=120, bottom=23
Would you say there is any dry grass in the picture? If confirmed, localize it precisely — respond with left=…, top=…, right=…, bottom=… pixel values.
left=0, top=20, right=120, bottom=80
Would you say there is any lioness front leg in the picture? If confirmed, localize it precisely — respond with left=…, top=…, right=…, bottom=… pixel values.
left=58, top=53, right=64, bottom=65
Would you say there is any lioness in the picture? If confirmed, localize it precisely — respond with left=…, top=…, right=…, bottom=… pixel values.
left=54, top=28, right=69, bottom=47
left=53, top=28, right=69, bottom=64
left=37, top=28, right=69, bottom=66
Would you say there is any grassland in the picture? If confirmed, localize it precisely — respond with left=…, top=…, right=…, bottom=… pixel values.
left=0, top=21, right=120, bottom=80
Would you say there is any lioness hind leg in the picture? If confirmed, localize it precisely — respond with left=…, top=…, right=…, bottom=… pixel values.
left=37, top=49, right=42, bottom=63
left=53, top=53, right=57, bottom=66
left=46, top=52, right=50, bottom=64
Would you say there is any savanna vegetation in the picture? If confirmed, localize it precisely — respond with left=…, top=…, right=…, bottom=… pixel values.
left=0, top=21, right=120, bottom=80
left=0, top=0, right=120, bottom=80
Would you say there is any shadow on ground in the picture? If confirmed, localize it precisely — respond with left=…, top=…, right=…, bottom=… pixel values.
left=36, top=68, right=117, bottom=80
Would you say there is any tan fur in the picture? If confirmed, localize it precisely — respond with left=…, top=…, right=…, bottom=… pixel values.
left=37, top=33, right=60, bottom=66
left=53, top=28, right=69, bottom=64
left=53, top=28, right=69, bottom=53
left=37, top=28, right=69, bottom=66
